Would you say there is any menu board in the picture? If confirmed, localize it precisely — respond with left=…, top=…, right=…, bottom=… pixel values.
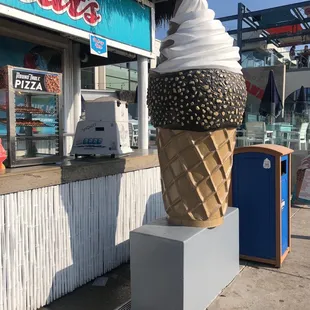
left=12, top=69, right=61, bottom=94
left=298, top=169, right=310, bottom=201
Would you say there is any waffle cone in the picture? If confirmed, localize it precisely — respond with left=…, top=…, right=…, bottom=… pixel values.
left=157, top=128, right=236, bottom=228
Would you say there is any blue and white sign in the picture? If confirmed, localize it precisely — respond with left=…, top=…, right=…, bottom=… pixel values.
left=0, top=0, right=152, bottom=52
left=90, top=34, right=108, bottom=58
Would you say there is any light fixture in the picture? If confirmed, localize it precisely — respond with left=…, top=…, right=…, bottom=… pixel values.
left=80, top=52, right=89, bottom=63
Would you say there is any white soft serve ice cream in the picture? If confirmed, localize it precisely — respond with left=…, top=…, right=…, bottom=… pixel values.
left=154, top=0, right=242, bottom=75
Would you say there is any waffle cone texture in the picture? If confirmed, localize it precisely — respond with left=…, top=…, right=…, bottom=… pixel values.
left=157, top=128, right=236, bottom=228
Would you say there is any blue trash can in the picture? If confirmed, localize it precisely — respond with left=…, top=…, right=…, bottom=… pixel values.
left=230, top=144, right=294, bottom=267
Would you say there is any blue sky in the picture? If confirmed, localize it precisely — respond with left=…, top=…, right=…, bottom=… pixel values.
left=156, top=0, right=308, bottom=39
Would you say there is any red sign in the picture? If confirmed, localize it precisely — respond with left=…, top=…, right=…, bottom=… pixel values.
left=20, top=0, right=102, bottom=26
left=245, top=80, right=264, bottom=100
left=305, top=6, right=310, bottom=16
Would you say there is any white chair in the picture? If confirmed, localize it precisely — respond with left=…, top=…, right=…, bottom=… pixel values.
left=246, top=122, right=273, bottom=145
left=281, top=122, right=309, bottom=150
left=149, top=125, right=156, bottom=141
left=236, top=129, right=249, bottom=147
left=128, top=120, right=139, bottom=148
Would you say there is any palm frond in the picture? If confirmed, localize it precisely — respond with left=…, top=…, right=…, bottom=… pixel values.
left=154, top=0, right=178, bottom=25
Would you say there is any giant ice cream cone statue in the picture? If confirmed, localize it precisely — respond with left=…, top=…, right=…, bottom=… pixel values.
left=148, top=0, right=247, bottom=227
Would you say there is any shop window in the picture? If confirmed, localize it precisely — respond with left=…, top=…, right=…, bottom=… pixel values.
left=0, top=35, right=61, bottom=72
left=0, top=35, right=62, bottom=141
left=105, top=62, right=138, bottom=91
left=284, top=88, right=310, bottom=127
left=129, top=62, right=138, bottom=71
left=81, top=67, right=95, bottom=89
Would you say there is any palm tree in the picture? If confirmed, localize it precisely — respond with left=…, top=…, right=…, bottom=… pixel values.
left=103, top=0, right=179, bottom=25
left=154, top=0, right=181, bottom=25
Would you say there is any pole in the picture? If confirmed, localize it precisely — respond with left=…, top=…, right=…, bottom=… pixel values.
left=293, top=91, right=297, bottom=126
left=128, top=63, right=131, bottom=91
left=237, top=2, right=244, bottom=63
left=137, top=55, right=149, bottom=149
left=73, top=43, right=82, bottom=130
left=271, top=102, right=276, bottom=125
left=270, top=51, right=275, bottom=66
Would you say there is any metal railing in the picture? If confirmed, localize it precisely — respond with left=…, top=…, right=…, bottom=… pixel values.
left=241, top=48, right=310, bottom=70
left=277, top=48, right=310, bottom=70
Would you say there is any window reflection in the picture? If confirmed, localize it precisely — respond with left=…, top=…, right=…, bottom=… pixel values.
left=236, top=87, right=310, bottom=151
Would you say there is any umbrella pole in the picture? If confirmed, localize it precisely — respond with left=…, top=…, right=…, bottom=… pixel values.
left=270, top=102, right=276, bottom=125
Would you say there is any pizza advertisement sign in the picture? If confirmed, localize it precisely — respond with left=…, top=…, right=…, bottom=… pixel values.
left=12, top=69, right=61, bottom=94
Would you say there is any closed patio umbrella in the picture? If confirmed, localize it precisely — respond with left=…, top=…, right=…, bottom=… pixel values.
left=259, top=70, right=283, bottom=120
left=295, top=86, right=307, bottom=114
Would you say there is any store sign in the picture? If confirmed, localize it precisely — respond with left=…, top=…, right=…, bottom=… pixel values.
left=19, top=0, right=101, bottom=26
left=90, top=34, right=108, bottom=58
left=12, top=69, right=61, bottom=94
left=1, top=0, right=152, bottom=52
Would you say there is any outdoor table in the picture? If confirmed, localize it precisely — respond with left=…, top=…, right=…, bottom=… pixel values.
left=277, top=126, right=294, bottom=146
left=267, top=124, right=293, bottom=145
left=236, top=129, right=274, bottom=146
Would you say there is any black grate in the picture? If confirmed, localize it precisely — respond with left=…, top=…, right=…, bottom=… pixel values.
left=114, top=300, right=131, bottom=310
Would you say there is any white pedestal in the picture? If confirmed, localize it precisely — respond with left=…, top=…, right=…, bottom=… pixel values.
left=130, top=208, right=239, bottom=310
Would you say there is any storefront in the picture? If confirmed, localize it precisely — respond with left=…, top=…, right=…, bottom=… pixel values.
left=0, top=1, right=163, bottom=309
left=0, top=0, right=155, bottom=156
left=81, top=39, right=161, bottom=90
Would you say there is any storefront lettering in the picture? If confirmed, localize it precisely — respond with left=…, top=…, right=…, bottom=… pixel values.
left=14, top=72, right=43, bottom=91
left=93, top=37, right=104, bottom=51
left=14, top=79, right=43, bottom=91
left=245, top=80, right=264, bottom=100
left=20, top=0, right=102, bottom=26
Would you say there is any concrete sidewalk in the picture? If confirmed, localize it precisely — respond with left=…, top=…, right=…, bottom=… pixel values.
left=208, top=206, right=310, bottom=310
left=41, top=206, right=310, bottom=310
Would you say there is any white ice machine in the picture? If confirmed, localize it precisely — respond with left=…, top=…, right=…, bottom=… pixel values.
left=70, top=97, right=132, bottom=158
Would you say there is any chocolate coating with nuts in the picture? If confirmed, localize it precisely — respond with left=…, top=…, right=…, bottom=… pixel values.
left=147, top=69, right=247, bottom=132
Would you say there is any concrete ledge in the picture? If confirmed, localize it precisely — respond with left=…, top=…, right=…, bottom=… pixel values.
left=130, top=208, right=240, bottom=310
left=2, top=148, right=302, bottom=196
left=61, top=149, right=159, bottom=183
left=0, top=150, right=159, bottom=195
left=0, top=165, right=61, bottom=195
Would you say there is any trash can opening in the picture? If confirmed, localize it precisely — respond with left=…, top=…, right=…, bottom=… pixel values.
left=281, top=160, right=287, bottom=176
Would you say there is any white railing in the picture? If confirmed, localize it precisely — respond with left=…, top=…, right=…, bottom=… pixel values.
left=241, top=48, right=310, bottom=70
left=278, top=48, right=310, bottom=69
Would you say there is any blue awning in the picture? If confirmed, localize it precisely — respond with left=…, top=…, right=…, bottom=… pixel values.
left=254, top=7, right=301, bottom=27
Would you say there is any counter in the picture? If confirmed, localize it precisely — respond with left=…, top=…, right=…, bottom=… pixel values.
left=0, top=149, right=164, bottom=310
left=0, top=149, right=159, bottom=195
